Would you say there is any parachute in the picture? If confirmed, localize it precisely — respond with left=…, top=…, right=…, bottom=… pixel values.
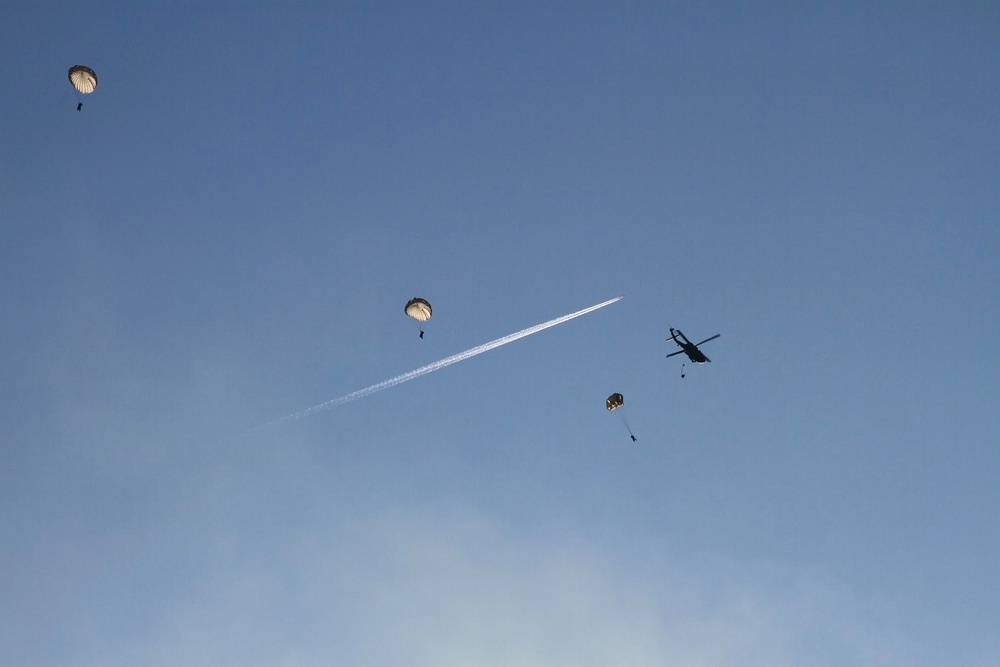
left=404, top=297, right=432, bottom=338
left=68, top=66, right=98, bottom=94
left=68, top=66, right=98, bottom=110
left=405, top=298, right=432, bottom=322
left=606, top=392, right=636, bottom=442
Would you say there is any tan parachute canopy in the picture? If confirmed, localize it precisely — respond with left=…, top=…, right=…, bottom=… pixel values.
left=404, top=297, right=432, bottom=322
left=68, top=65, right=98, bottom=94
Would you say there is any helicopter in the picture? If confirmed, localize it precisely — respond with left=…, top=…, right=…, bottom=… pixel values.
left=666, top=328, right=720, bottom=377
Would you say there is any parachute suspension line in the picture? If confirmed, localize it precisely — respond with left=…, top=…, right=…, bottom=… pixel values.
left=618, top=412, right=635, bottom=441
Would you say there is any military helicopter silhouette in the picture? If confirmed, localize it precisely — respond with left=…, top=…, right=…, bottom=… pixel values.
left=666, top=328, right=720, bottom=378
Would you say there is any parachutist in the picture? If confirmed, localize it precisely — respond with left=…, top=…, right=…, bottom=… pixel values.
left=607, top=392, right=635, bottom=442
left=68, top=66, right=97, bottom=110
left=405, top=297, right=432, bottom=338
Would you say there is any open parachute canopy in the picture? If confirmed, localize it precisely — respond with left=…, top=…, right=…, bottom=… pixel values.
left=606, top=393, right=624, bottom=411
left=68, top=65, right=98, bottom=94
left=404, top=297, right=432, bottom=322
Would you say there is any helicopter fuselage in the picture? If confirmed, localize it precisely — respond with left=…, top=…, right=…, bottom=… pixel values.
left=681, top=346, right=709, bottom=363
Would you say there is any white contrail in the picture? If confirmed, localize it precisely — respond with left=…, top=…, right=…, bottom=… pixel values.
left=251, top=296, right=623, bottom=432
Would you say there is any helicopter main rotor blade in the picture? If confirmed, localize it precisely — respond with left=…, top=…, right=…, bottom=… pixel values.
left=665, top=350, right=686, bottom=359
left=694, top=334, right=720, bottom=347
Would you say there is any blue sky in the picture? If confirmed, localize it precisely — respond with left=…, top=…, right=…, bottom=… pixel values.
left=2, top=2, right=998, bottom=665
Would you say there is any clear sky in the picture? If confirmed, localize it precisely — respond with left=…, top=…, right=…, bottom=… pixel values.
left=2, top=2, right=998, bottom=665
